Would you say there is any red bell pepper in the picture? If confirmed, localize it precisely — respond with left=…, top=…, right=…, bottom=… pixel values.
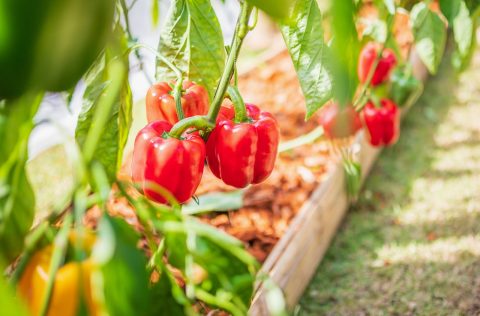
left=317, top=102, right=362, bottom=139
left=362, top=98, right=400, bottom=147
left=206, top=102, right=279, bottom=188
left=146, top=80, right=209, bottom=124
left=358, top=42, right=397, bottom=86
left=131, top=121, right=205, bottom=204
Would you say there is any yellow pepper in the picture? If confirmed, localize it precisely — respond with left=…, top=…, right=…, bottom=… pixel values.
left=18, top=232, right=99, bottom=316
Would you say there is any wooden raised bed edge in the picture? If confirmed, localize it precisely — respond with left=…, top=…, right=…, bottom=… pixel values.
left=248, top=48, right=430, bottom=315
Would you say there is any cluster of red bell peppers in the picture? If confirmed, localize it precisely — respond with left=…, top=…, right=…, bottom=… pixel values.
left=132, top=81, right=279, bottom=204
left=318, top=42, right=401, bottom=147
left=132, top=42, right=403, bottom=205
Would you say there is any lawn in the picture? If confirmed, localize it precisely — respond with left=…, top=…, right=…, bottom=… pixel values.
left=297, top=53, right=480, bottom=315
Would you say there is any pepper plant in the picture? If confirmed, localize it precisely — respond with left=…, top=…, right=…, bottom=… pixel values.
left=1, top=0, right=480, bottom=315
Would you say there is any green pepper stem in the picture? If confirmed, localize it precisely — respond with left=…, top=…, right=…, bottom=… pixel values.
left=169, top=115, right=215, bottom=139
left=207, top=2, right=253, bottom=124
left=227, top=86, right=249, bottom=122
left=173, top=78, right=184, bottom=120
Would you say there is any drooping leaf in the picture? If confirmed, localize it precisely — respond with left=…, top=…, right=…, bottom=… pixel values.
left=440, top=0, right=475, bottom=71
left=93, top=215, right=151, bottom=316
left=246, top=0, right=293, bottom=19
left=156, top=0, right=225, bottom=100
left=410, top=2, right=447, bottom=74
left=330, top=0, right=360, bottom=106
left=75, top=26, right=132, bottom=182
left=182, top=190, right=244, bottom=215
left=280, top=0, right=333, bottom=119
left=0, top=94, right=43, bottom=261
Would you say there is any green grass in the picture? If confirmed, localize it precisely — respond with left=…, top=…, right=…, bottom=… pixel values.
left=297, top=57, right=480, bottom=314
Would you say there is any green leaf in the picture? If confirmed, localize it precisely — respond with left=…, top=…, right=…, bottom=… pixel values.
left=0, top=266, right=29, bottom=316
left=93, top=215, right=151, bottom=316
left=183, top=190, right=244, bottom=215
left=75, top=27, right=132, bottom=182
left=159, top=217, right=257, bottom=315
left=280, top=0, right=333, bottom=119
left=452, top=1, right=473, bottom=57
left=330, top=0, right=360, bottom=106
left=390, top=66, right=422, bottom=106
left=151, top=0, right=159, bottom=26
left=149, top=265, right=187, bottom=316
left=383, top=0, right=396, bottom=15
left=440, top=0, right=475, bottom=70
left=0, top=94, right=42, bottom=262
left=246, top=0, right=293, bottom=19
left=156, top=0, right=225, bottom=100
left=360, top=18, right=387, bottom=43
left=410, top=2, right=447, bottom=74
left=343, top=158, right=362, bottom=202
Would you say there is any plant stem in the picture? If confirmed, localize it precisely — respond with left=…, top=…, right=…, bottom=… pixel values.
left=227, top=86, right=248, bottom=122
left=120, top=0, right=153, bottom=85
left=207, top=2, right=253, bottom=124
left=169, top=115, right=214, bottom=138
left=39, top=214, right=72, bottom=316
left=278, top=126, right=325, bottom=153
left=173, top=79, right=184, bottom=120
left=354, top=14, right=394, bottom=112
left=128, top=44, right=185, bottom=119
left=9, top=222, right=50, bottom=285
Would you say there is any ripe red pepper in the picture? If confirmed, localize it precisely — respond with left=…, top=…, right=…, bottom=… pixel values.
left=317, top=102, right=362, bottom=139
left=131, top=121, right=205, bottom=204
left=362, top=98, right=400, bottom=147
left=358, top=43, right=397, bottom=86
left=206, top=102, right=279, bottom=188
left=146, top=81, right=209, bottom=124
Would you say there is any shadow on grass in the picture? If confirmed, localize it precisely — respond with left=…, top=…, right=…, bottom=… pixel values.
left=298, top=58, right=480, bottom=315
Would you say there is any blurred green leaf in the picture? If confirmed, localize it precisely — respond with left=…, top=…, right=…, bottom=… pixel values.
left=158, top=217, right=257, bottom=315
left=0, top=94, right=42, bottom=262
left=330, top=0, right=360, bottom=106
left=440, top=0, right=476, bottom=71
left=390, top=66, right=422, bottom=106
left=383, top=0, right=396, bottom=15
left=263, top=277, right=287, bottom=316
left=360, top=18, right=387, bottom=43
left=280, top=0, right=333, bottom=119
left=246, top=0, right=293, bottom=19
left=75, top=26, right=132, bottom=182
left=343, top=158, right=362, bottom=202
left=93, top=215, right=151, bottom=316
left=156, top=0, right=225, bottom=100
left=149, top=267, right=185, bottom=316
left=410, top=2, right=447, bottom=74
left=183, top=190, right=244, bottom=215
left=151, top=0, right=159, bottom=26
left=0, top=266, right=29, bottom=316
